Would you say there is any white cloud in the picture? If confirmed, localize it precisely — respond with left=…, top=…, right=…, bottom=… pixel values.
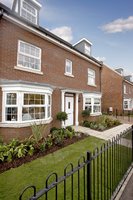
left=101, top=16, right=133, bottom=33
left=50, top=26, right=73, bottom=43
left=0, top=0, right=13, bottom=8
left=95, top=56, right=106, bottom=62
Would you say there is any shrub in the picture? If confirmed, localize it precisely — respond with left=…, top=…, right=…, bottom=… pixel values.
left=56, top=112, right=68, bottom=121
left=82, top=109, right=90, bottom=118
left=50, top=127, right=58, bottom=133
left=66, top=126, right=73, bottom=132
left=82, top=120, right=90, bottom=127
left=31, top=122, right=47, bottom=144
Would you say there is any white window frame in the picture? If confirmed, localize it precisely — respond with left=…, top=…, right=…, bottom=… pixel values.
left=88, top=68, right=96, bottom=86
left=123, top=99, right=132, bottom=110
left=64, top=59, right=74, bottom=77
left=124, top=85, right=127, bottom=94
left=20, top=0, right=38, bottom=25
left=83, top=93, right=102, bottom=116
left=1, top=84, right=53, bottom=127
left=17, top=40, right=41, bottom=73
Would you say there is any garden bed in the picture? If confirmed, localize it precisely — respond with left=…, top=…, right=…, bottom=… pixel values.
left=0, top=133, right=87, bottom=174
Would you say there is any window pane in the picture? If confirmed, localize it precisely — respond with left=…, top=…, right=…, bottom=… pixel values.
left=22, top=106, right=45, bottom=121
left=6, top=93, right=17, bottom=105
left=93, top=106, right=101, bottom=113
left=24, top=94, right=45, bottom=105
left=65, top=60, right=72, bottom=74
left=6, top=107, right=18, bottom=121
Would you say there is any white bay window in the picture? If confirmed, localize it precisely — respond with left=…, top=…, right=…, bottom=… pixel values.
left=1, top=83, right=53, bottom=127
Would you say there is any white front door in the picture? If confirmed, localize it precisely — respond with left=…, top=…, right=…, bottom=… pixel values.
left=65, top=96, right=74, bottom=126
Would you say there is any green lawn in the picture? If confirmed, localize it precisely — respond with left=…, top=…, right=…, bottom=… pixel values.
left=0, top=136, right=104, bottom=200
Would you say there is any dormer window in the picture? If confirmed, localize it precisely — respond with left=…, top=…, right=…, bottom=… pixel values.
left=85, top=43, right=91, bottom=55
left=12, top=0, right=42, bottom=26
left=21, top=1, right=37, bottom=24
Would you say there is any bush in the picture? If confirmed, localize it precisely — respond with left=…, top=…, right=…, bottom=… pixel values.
left=56, top=112, right=68, bottom=121
left=82, top=109, right=90, bottom=118
left=50, top=127, right=58, bottom=133
left=82, top=120, right=90, bottom=127
left=66, top=126, right=73, bottom=132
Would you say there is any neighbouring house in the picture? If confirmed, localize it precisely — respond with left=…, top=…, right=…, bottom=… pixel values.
left=0, top=0, right=102, bottom=142
left=101, top=65, right=133, bottom=115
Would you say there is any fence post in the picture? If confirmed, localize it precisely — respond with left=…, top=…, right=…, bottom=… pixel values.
left=116, top=109, right=118, bottom=119
left=128, top=111, right=130, bottom=122
left=87, top=151, right=91, bottom=200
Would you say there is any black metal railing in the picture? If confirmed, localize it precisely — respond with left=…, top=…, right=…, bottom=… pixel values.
left=19, top=126, right=133, bottom=200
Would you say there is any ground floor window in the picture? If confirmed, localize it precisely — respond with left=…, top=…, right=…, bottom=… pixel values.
left=1, top=83, right=52, bottom=125
left=83, top=93, right=102, bottom=115
left=123, top=99, right=133, bottom=110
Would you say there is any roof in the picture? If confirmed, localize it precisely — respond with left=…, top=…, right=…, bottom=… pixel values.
left=73, top=38, right=93, bottom=47
left=0, top=3, right=102, bottom=67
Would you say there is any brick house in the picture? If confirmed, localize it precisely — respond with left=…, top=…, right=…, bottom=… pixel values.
left=101, top=64, right=133, bottom=114
left=0, top=0, right=102, bottom=142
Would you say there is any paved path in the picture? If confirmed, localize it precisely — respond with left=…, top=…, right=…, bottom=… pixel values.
left=73, top=124, right=131, bottom=140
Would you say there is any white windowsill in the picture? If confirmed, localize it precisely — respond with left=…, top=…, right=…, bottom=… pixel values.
left=0, top=118, right=53, bottom=128
left=64, top=73, right=74, bottom=78
left=14, top=66, right=43, bottom=75
left=87, top=83, right=97, bottom=87
left=90, top=112, right=102, bottom=116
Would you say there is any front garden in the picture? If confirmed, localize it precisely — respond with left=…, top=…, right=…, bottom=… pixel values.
left=0, top=136, right=104, bottom=200
left=81, top=115, right=121, bottom=131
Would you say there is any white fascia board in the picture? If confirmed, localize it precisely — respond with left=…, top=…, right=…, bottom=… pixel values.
left=30, top=0, right=42, bottom=8
left=1, top=84, right=53, bottom=94
left=3, top=14, right=101, bottom=67
left=61, top=89, right=83, bottom=94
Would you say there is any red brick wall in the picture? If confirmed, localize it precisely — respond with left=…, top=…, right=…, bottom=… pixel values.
left=101, top=65, right=123, bottom=114
left=0, top=18, right=101, bottom=141
left=0, top=19, right=101, bottom=92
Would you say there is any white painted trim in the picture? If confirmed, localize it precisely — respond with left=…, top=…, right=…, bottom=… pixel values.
left=75, top=93, right=79, bottom=126
left=3, top=14, right=101, bottom=68
left=61, top=91, right=65, bottom=128
left=64, top=73, right=74, bottom=78
left=62, top=89, right=83, bottom=94
left=14, top=66, right=43, bottom=75
left=73, top=38, right=93, bottom=46
left=1, top=84, right=53, bottom=94
left=0, top=118, right=53, bottom=128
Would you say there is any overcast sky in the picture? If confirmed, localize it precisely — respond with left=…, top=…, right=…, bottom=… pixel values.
left=1, top=0, right=133, bottom=75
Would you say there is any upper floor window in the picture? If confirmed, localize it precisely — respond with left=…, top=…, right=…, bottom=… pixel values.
left=124, top=85, right=127, bottom=94
left=21, top=0, right=37, bottom=24
left=88, top=68, right=96, bottom=86
left=17, top=40, right=41, bottom=72
left=85, top=43, right=91, bottom=55
left=65, top=59, right=73, bottom=75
